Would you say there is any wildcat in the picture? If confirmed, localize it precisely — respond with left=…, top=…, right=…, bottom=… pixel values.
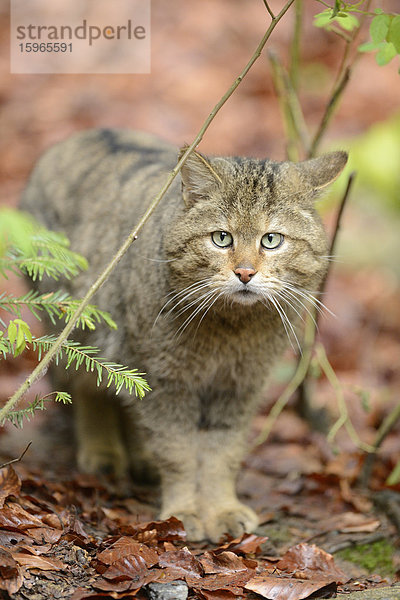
left=21, top=129, right=347, bottom=542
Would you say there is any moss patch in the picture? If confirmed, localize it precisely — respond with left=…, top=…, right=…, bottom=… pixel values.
left=336, top=539, right=395, bottom=578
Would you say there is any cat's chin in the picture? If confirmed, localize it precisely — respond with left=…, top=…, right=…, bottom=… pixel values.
left=230, top=290, right=259, bottom=306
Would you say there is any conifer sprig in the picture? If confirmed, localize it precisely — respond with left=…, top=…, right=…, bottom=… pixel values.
left=32, top=335, right=151, bottom=398
left=0, top=290, right=117, bottom=330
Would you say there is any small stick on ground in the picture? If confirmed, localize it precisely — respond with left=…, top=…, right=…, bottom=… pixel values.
left=0, top=441, right=32, bottom=469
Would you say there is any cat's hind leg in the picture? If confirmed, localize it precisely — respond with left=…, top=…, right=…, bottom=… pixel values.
left=73, top=376, right=128, bottom=478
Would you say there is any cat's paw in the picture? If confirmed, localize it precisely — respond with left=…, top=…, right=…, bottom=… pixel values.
left=205, top=503, right=258, bottom=543
left=160, top=509, right=206, bottom=542
left=77, top=443, right=128, bottom=479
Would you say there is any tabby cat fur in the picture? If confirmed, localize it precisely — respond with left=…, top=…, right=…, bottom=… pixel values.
left=20, top=129, right=347, bottom=542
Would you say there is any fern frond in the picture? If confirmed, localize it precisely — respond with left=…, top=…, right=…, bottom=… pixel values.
left=31, top=335, right=151, bottom=399
left=1, top=391, right=72, bottom=428
left=0, top=290, right=117, bottom=330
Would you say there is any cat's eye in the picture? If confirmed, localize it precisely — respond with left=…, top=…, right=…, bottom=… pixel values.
left=211, top=231, right=233, bottom=248
left=261, top=232, right=284, bottom=250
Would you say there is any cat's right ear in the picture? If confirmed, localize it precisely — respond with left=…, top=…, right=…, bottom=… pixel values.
left=179, top=146, right=222, bottom=207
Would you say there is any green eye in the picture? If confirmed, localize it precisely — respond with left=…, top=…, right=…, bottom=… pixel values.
left=261, top=232, right=284, bottom=250
left=211, top=231, right=233, bottom=248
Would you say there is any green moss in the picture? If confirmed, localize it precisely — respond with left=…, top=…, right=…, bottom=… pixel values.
left=336, top=539, right=395, bottom=577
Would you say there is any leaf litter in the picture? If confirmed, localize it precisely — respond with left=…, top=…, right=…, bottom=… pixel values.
left=2, top=459, right=396, bottom=600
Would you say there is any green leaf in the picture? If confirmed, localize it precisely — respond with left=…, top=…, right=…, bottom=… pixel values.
left=358, top=41, right=382, bottom=53
left=370, top=14, right=391, bottom=44
left=376, top=41, right=397, bottom=66
left=15, top=325, right=26, bottom=356
left=8, top=320, right=17, bottom=345
left=387, top=15, right=400, bottom=53
left=313, top=10, right=333, bottom=28
left=335, top=13, right=359, bottom=32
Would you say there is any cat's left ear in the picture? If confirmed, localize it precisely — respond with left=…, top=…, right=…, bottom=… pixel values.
left=179, top=146, right=222, bottom=207
left=297, top=151, right=348, bottom=190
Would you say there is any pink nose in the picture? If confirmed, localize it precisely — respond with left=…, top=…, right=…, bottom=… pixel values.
left=234, top=267, right=256, bottom=284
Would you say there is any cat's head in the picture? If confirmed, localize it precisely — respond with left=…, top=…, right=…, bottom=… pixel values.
left=164, top=148, right=347, bottom=320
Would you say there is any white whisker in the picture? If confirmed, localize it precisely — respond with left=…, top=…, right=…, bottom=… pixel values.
left=174, top=289, right=220, bottom=340
left=153, top=279, right=211, bottom=328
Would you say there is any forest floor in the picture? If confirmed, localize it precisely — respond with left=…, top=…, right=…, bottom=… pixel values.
left=1, top=1, right=400, bottom=598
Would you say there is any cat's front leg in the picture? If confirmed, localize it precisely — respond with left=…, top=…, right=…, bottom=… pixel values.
left=196, top=429, right=258, bottom=543
left=135, top=392, right=207, bottom=541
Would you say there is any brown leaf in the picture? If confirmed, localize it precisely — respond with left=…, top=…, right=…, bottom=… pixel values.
left=135, top=516, right=186, bottom=541
left=276, top=543, right=348, bottom=583
left=319, top=511, right=381, bottom=534
left=194, top=571, right=254, bottom=593
left=10, top=552, right=64, bottom=571
left=159, top=546, right=203, bottom=580
left=200, top=550, right=249, bottom=574
left=102, top=553, right=149, bottom=584
left=0, top=467, right=21, bottom=508
left=98, top=537, right=159, bottom=567
left=26, top=526, right=62, bottom=544
left=216, top=533, right=268, bottom=555
left=245, top=575, right=337, bottom=600
left=0, top=502, right=43, bottom=529
left=0, top=548, right=24, bottom=595
left=198, top=591, right=238, bottom=600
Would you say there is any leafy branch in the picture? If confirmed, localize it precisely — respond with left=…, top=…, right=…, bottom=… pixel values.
left=0, top=0, right=295, bottom=426
left=0, top=290, right=117, bottom=331
left=31, top=336, right=151, bottom=398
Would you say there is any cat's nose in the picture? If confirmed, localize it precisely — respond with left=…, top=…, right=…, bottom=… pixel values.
left=234, top=266, right=257, bottom=284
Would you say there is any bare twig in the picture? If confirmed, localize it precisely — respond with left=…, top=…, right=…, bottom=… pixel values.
left=262, top=0, right=275, bottom=20
left=316, top=343, right=374, bottom=453
left=254, top=173, right=355, bottom=446
left=0, top=0, right=296, bottom=425
left=309, top=0, right=372, bottom=158
left=308, top=66, right=351, bottom=158
left=317, top=171, right=356, bottom=324
left=359, top=401, right=400, bottom=488
left=268, top=49, right=311, bottom=159
left=289, top=0, right=302, bottom=93
left=0, top=441, right=32, bottom=469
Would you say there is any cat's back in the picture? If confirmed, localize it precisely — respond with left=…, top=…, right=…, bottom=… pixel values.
left=20, top=128, right=178, bottom=239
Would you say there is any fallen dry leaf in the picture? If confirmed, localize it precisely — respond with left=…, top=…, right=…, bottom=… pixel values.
left=102, top=553, right=148, bottom=584
left=216, top=533, right=268, bottom=555
left=0, top=548, right=24, bottom=595
left=98, top=537, right=159, bottom=567
left=193, top=571, right=255, bottom=593
left=0, top=466, right=21, bottom=508
left=200, top=550, right=249, bottom=574
left=245, top=575, right=337, bottom=600
left=135, top=516, right=186, bottom=542
left=198, top=590, right=238, bottom=600
left=10, top=552, right=64, bottom=571
left=276, top=543, right=348, bottom=584
left=0, top=502, right=43, bottom=529
left=159, top=546, right=203, bottom=579
left=319, top=511, right=381, bottom=534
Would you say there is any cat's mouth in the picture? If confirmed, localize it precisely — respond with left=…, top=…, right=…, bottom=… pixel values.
left=231, top=288, right=259, bottom=305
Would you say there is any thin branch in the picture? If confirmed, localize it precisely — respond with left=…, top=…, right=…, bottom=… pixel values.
left=289, top=0, right=302, bottom=93
left=359, top=401, right=400, bottom=488
left=0, top=441, right=32, bottom=469
left=317, top=171, right=355, bottom=323
left=0, top=0, right=296, bottom=425
left=262, top=0, right=275, bottom=20
left=308, top=66, right=351, bottom=158
left=309, top=0, right=372, bottom=158
left=316, top=343, right=375, bottom=453
left=268, top=49, right=311, bottom=159
left=254, top=172, right=355, bottom=446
